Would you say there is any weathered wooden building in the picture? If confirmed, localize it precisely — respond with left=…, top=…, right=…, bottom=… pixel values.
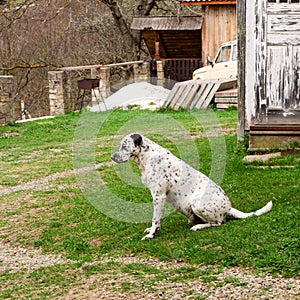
left=131, top=16, right=203, bottom=82
left=238, top=0, right=300, bottom=150
left=131, top=0, right=237, bottom=82
left=180, top=0, right=237, bottom=66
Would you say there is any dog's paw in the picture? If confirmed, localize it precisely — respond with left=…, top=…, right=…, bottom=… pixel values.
left=190, top=225, right=199, bottom=231
left=141, top=233, right=154, bottom=240
left=144, top=227, right=151, bottom=234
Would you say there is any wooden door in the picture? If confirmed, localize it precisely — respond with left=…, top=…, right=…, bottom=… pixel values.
left=256, top=0, right=300, bottom=124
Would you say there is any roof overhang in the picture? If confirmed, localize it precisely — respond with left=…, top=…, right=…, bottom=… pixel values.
left=131, top=16, right=202, bottom=31
left=131, top=16, right=202, bottom=59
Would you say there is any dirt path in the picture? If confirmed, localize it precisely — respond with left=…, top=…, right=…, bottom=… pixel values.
left=0, top=162, right=112, bottom=197
left=0, top=243, right=299, bottom=300
left=61, top=260, right=300, bottom=300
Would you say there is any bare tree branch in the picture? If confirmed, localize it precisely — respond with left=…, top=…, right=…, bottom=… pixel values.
left=0, top=62, right=63, bottom=71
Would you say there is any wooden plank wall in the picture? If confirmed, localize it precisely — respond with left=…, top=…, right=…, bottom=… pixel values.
left=202, top=5, right=237, bottom=64
left=164, top=59, right=203, bottom=84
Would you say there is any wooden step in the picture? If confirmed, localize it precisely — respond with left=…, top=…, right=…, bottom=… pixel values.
left=214, top=88, right=238, bottom=109
left=249, top=124, right=300, bottom=150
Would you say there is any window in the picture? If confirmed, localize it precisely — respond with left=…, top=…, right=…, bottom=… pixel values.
left=215, top=46, right=231, bottom=64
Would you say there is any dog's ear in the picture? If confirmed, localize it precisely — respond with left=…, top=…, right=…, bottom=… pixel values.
left=130, top=133, right=143, bottom=147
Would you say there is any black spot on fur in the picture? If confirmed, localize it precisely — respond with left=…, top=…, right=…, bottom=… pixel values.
left=131, top=133, right=143, bottom=147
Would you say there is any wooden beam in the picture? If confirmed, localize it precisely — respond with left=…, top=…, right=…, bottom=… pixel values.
left=154, top=41, right=160, bottom=60
left=154, top=31, right=169, bottom=59
left=237, top=0, right=246, bottom=140
left=154, top=31, right=160, bottom=60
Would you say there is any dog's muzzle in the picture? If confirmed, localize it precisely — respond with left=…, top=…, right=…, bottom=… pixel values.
left=112, top=152, right=128, bottom=163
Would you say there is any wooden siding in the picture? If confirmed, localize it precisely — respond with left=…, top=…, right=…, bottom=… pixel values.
left=201, top=5, right=236, bottom=65
left=164, top=60, right=203, bottom=84
left=268, top=0, right=300, bottom=3
left=238, top=0, right=300, bottom=147
left=265, top=3, right=300, bottom=121
left=180, top=0, right=236, bottom=5
left=255, top=1, right=300, bottom=124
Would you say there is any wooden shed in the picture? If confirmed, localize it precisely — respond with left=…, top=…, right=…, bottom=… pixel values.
left=238, top=0, right=300, bottom=150
left=131, top=16, right=202, bottom=60
left=180, top=0, right=237, bottom=65
left=131, top=16, right=203, bottom=82
left=131, top=2, right=237, bottom=82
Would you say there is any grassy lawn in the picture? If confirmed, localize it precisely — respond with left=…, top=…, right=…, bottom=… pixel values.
left=0, top=108, right=299, bottom=299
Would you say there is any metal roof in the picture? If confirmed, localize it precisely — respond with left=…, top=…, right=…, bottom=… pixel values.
left=180, top=0, right=236, bottom=5
left=131, top=16, right=202, bottom=31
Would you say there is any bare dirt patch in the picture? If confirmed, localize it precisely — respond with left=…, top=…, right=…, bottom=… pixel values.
left=0, top=241, right=74, bottom=272
left=59, top=257, right=300, bottom=300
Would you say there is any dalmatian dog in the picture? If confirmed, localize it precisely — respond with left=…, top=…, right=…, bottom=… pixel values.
left=112, top=133, right=273, bottom=240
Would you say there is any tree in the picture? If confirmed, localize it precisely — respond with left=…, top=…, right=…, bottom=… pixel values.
left=98, top=0, right=157, bottom=59
left=0, top=0, right=181, bottom=119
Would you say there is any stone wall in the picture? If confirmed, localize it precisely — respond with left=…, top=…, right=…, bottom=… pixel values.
left=0, top=76, right=15, bottom=124
left=49, top=71, right=66, bottom=116
left=133, top=62, right=150, bottom=82
left=48, top=61, right=150, bottom=116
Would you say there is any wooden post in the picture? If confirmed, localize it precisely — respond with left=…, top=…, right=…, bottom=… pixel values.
left=237, top=0, right=246, bottom=140
left=154, top=41, right=160, bottom=60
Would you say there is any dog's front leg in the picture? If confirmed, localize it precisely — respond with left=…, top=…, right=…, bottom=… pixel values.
left=142, top=194, right=166, bottom=240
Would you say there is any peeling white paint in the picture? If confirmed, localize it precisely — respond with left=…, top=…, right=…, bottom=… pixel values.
left=244, top=0, right=300, bottom=126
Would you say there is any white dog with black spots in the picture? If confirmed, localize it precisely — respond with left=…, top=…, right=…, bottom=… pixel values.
left=112, top=133, right=272, bottom=240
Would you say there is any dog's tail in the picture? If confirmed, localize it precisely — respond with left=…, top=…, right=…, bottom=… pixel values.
left=228, top=201, right=273, bottom=219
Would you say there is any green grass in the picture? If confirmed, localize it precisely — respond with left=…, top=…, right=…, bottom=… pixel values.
left=0, top=109, right=299, bottom=299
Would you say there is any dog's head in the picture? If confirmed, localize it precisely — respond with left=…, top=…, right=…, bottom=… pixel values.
left=112, top=133, right=144, bottom=163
